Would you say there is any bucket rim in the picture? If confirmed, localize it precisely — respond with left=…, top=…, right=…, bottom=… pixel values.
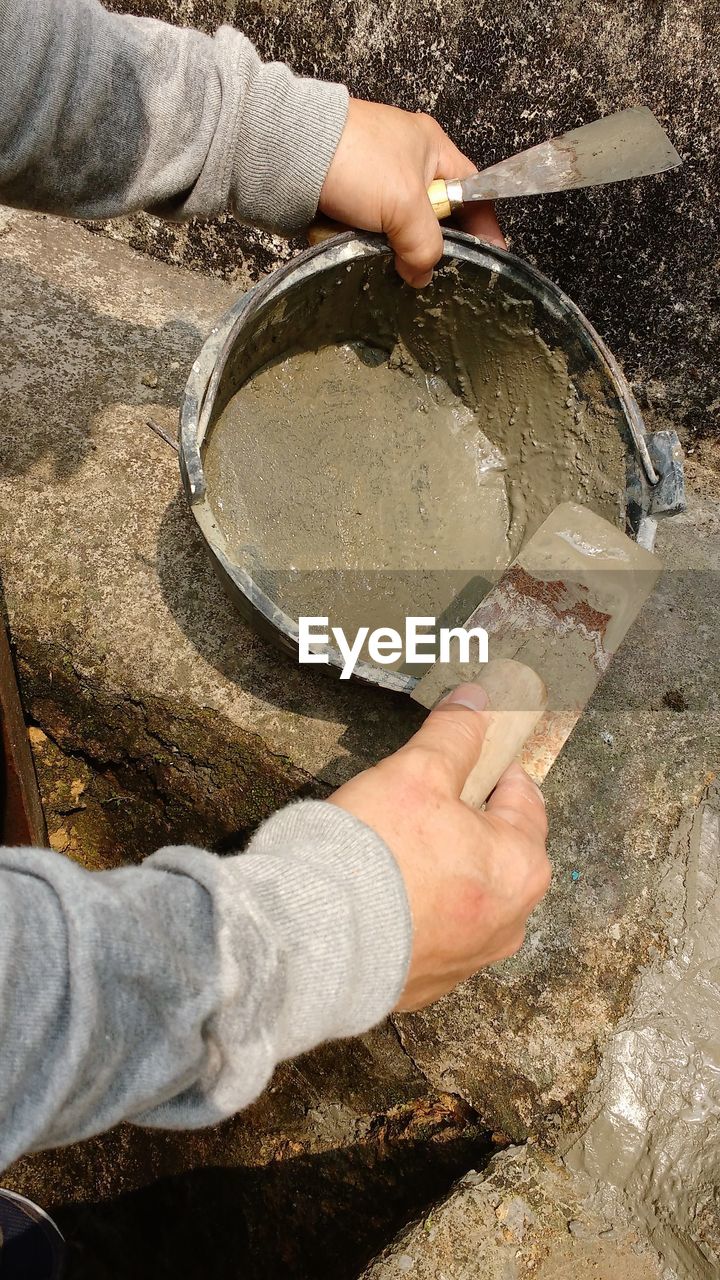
left=179, top=229, right=655, bottom=691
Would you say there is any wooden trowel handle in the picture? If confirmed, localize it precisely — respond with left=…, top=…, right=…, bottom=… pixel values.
left=453, top=660, right=548, bottom=808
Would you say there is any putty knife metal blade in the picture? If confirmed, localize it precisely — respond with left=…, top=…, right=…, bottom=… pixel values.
left=459, top=106, right=682, bottom=202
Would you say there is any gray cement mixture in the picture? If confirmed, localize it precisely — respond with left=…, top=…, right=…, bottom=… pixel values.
left=566, top=789, right=720, bottom=1279
left=202, top=262, right=627, bottom=648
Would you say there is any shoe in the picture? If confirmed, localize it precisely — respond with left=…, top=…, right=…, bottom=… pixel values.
left=0, top=1188, right=65, bottom=1278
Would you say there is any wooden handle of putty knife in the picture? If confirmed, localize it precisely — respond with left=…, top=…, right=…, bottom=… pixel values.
left=453, top=659, right=548, bottom=809
left=306, top=181, right=460, bottom=246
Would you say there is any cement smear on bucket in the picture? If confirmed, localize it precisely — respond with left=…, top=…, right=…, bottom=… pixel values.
left=566, top=790, right=720, bottom=1279
left=203, top=266, right=626, bottom=643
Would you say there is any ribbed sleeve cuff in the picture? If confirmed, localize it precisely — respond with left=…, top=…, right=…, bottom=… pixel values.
left=228, top=55, right=349, bottom=233
left=220, top=800, right=412, bottom=1057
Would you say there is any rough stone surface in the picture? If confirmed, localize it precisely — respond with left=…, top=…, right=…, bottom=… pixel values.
left=362, top=1143, right=666, bottom=1279
left=393, top=439, right=720, bottom=1141
left=99, top=0, right=718, bottom=445
left=367, top=777, right=720, bottom=1280
left=565, top=786, right=720, bottom=1277
left=0, top=210, right=501, bottom=1277
left=0, top=210, right=717, bottom=1275
left=0, top=211, right=420, bottom=813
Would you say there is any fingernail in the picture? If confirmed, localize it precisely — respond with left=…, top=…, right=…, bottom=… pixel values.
left=438, top=683, right=489, bottom=712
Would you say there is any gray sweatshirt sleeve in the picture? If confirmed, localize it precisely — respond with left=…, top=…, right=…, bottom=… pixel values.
left=0, top=801, right=412, bottom=1169
left=0, top=0, right=349, bottom=232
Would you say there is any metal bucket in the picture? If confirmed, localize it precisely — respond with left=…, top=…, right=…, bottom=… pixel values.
left=180, top=229, right=684, bottom=690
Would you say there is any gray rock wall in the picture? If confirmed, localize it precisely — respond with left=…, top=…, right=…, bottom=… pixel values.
left=103, top=0, right=718, bottom=439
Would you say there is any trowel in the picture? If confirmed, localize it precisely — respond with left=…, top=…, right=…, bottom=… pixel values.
left=409, top=502, right=661, bottom=808
left=309, top=106, right=681, bottom=242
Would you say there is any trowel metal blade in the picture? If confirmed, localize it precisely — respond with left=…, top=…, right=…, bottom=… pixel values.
left=410, top=502, right=662, bottom=785
left=461, top=106, right=682, bottom=201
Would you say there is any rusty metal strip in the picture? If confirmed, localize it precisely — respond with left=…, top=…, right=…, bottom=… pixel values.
left=0, top=609, right=47, bottom=847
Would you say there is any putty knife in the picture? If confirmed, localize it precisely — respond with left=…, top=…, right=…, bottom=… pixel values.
left=426, top=105, right=681, bottom=219
left=411, top=502, right=661, bottom=808
left=309, top=106, right=681, bottom=243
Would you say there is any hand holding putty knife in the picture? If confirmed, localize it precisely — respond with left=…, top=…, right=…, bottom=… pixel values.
left=310, top=105, right=681, bottom=244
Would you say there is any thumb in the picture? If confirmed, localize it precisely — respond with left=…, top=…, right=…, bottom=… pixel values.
left=398, top=683, right=490, bottom=796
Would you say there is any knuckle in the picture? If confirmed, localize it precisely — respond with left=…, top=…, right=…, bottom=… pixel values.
left=391, top=223, right=440, bottom=274
left=414, top=233, right=443, bottom=272
left=518, top=775, right=545, bottom=805
left=386, top=186, right=420, bottom=228
left=435, top=707, right=483, bottom=751
left=507, top=833, right=551, bottom=902
left=517, top=785, right=549, bottom=838
left=397, top=182, right=424, bottom=214
left=399, top=744, right=449, bottom=794
left=528, top=779, right=545, bottom=807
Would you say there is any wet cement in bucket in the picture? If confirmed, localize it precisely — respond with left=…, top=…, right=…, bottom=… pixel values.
left=202, top=259, right=627, bottom=652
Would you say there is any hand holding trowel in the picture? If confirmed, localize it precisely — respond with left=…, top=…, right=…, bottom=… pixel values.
left=309, top=105, right=681, bottom=244
left=410, top=503, right=661, bottom=808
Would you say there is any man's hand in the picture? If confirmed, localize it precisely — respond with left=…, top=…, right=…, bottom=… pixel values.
left=329, top=683, right=550, bottom=1011
left=319, top=98, right=506, bottom=289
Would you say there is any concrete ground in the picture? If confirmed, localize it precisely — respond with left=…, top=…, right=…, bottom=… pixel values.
left=0, top=209, right=718, bottom=1277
